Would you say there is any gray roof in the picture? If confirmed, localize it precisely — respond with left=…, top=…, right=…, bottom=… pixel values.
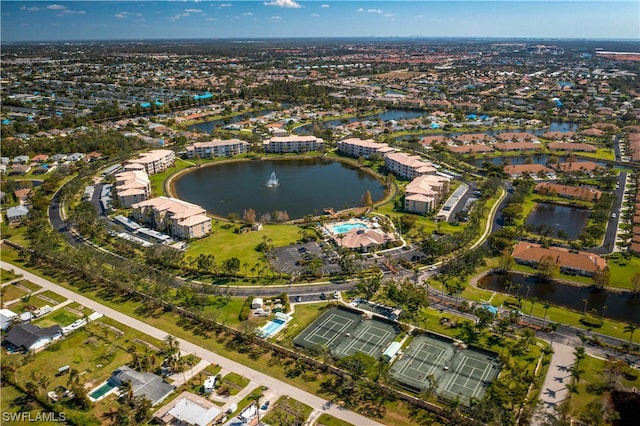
left=6, top=205, right=29, bottom=219
left=109, top=366, right=174, bottom=406
left=4, top=323, right=62, bottom=350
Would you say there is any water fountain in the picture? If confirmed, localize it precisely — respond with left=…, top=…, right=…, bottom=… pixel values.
left=265, top=171, right=279, bottom=188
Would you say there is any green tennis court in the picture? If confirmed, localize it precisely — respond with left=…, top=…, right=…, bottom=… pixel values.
left=388, top=334, right=500, bottom=403
left=293, top=307, right=363, bottom=350
left=332, top=319, right=399, bottom=359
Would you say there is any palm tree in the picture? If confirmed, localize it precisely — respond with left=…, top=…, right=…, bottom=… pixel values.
left=542, top=302, right=551, bottom=328
left=250, top=389, right=265, bottom=425
left=624, top=323, right=638, bottom=351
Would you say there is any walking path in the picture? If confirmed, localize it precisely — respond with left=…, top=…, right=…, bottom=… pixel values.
left=531, top=342, right=574, bottom=426
left=0, top=261, right=383, bottom=426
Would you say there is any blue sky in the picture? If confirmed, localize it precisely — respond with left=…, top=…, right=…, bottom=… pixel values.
left=2, top=1, right=639, bottom=42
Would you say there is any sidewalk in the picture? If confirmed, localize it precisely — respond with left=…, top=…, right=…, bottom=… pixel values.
left=531, top=342, right=574, bottom=426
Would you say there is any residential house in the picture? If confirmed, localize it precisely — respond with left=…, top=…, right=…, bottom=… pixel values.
left=504, top=164, right=555, bottom=178
left=511, top=242, right=607, bottom=277
left=4, top=323, right=63, bottom=352
left=14, top=188, right=33, bottom=204
left=9, top=165, right=31, bottom=175
left=31, top=154, right=50, bottom=163
left=154, top=391, right=223, bottom=426
left=548, top=142, right=597, bottom=153
left=535, top=183, right=602, bottom=201
left=6, top=205, right=29, bottom=222
left=185, top=139, right=249, bottom=159
left=554, top=161, right=604, bottom=174
left=12, top=155, right=29, bottom=164
left=108, top=366, right=174, bottom=406
left=0, top=309, right=18, bottom=331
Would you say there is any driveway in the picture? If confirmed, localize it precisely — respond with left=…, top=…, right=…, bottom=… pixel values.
left=0, top=261, right=384, bottom=426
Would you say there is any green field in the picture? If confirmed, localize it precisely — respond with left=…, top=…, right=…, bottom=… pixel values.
left=0, top=268, right=22, bottom=283
left=262, top=396, right=313, bottom=425
left=186, top=222, right=303, bottom=269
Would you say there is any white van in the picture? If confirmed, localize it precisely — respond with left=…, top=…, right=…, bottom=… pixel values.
left=35, top=305, right=52, bottom=318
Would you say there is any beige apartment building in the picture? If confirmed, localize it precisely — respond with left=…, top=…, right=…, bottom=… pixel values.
left=185, top=139, right=249, bottom=159
left=384, top=152, right=437, bottom=181
left=115, top=170, right=151, bottom=208
left=404, top=175, right=451, bottom=213
left=336, top=138, right=395, bottom=159
left=127, top=149, right=176, bottom=175
left=132, top=196, right=212, bottom=239
left=263, top=135, right=324, bottom=153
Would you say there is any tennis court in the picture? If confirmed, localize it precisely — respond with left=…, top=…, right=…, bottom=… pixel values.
left=332, top=320, right=399, bottom=359
left=388, top=334, right=500, bottom=403
left=293, top=307, right=363, bottom=350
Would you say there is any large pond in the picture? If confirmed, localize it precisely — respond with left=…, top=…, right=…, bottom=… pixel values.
left=525, top=202, right=590, bottom=240
left=188, top=109, right=273, bottom=133
left=293, top=109, right=427, bottom=135
left=173, top=159, right=385, bottom=220
left=478, top=272, right=640, bottom=324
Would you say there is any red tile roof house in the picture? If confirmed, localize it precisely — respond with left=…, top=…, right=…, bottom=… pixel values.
left=534, top=183, right=602, bottom=201
left=554, top=161, right=604, bottom=174
left=548, top=142, right=597, bottom=153
left=511, top=242, right=607, bottom=277
left=504, top=164, right=555, bottom=178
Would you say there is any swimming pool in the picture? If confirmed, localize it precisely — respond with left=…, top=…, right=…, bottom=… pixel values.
left=88, top=381, right=117, bottom=401
left=260, top=319, right=286, bottom=338
left=331, top=222, right=368, bottom=234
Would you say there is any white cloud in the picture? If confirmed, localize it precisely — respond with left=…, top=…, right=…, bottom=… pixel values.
left=206, top=17, right=216, bottom=21
left=356, top=8, right=364, bottom=13
left=185, top=9, right=202, bottom=13
left=264, top=0, right=301, bottom=9
left=383, top=13, right=396, bottom=18
left=218, top=3, right=231, bottom=7
left=243, top=12, right=254, bottom=16
left=46, top=4, right=67, bottom=10
left=61, top=10, right=86, bottom=15
left=367, top=9, right=382, bottom=14
left=311, top=13, right=319, bottom=17
left=21, top=6, right=40, bottom=11
left=321, top=4, right=330, bottom=8
left=270, top=15, right=282, bottom=21
left=115, top=12, right=128, bottom=19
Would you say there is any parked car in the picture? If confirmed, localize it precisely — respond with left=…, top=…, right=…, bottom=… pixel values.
left=295, top=296, right=302, bottom=302
left=261, top=401, right=270, bottom=411
left=320, top=293, right=326, bottom=300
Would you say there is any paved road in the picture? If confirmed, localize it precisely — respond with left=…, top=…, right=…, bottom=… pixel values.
left=0, top=261, right=384, bottom=426
left=591, top=171, right=627, bottom=255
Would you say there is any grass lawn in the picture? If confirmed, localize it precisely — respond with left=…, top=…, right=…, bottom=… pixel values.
left=1, top=268, right=22, bottom=283
left=9, top=294, right=51, bottom=312
left=186, top=222, right=303, bottom=268
left=18, top=280, right=43, bottom=292
left=35, top=290, right=68, bottom=305
left=0, top=384, right=62, bottom=426
left=569, top=354, right=639, bottom=417
left=0, top=223, right=29, bottom=247
left=262, top=396, right=313, bottom=425
left=606, top=255, right=640, bottom=290
left=201, top=298, right=248, bottom=328
left=53, top=310, right=82, bottom=327
left=316, top=413, right=355, bottom=426
left=219, top=372, right=250, bottom=396
left=276, top=302, right=329, bottom=344
left=149, top=158, right=195, bottom=197
left=0, top=283, right=29, bottom=303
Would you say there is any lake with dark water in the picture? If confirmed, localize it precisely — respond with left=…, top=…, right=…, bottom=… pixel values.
left=173, top=159, right=385, bottom=219
left=293, top=109, right=427, bottom=135
left=479, top=272, right=640, bottom=324
left=525, top=202, right=590, bottom=240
